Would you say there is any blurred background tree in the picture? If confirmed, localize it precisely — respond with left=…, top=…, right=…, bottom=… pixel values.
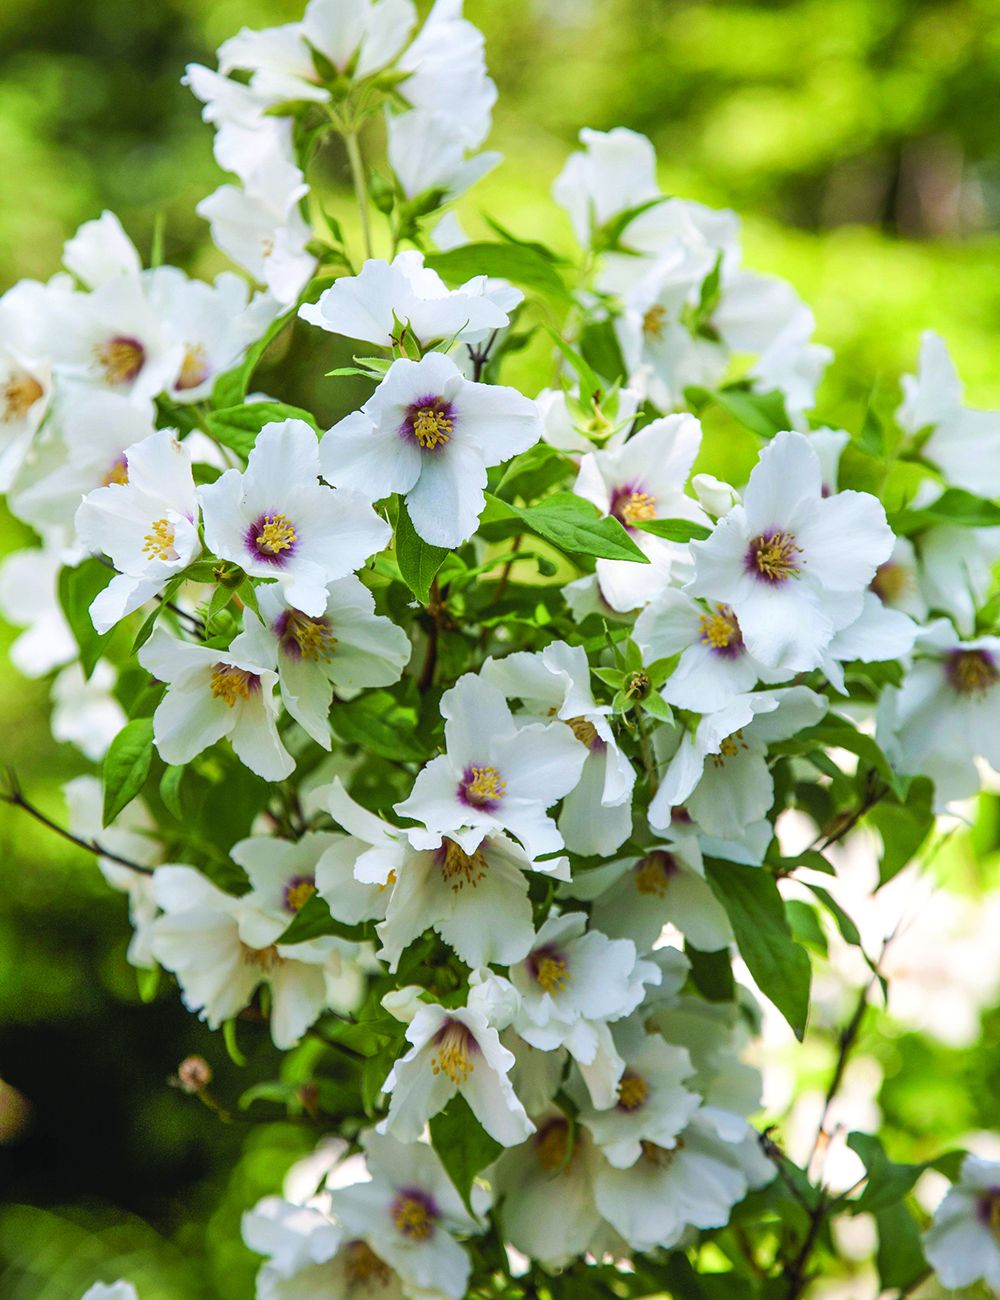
left=4, top=1, right=1000, bottom=1297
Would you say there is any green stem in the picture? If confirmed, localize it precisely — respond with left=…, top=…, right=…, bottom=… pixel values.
left=344, top=128, right=373, bottom=262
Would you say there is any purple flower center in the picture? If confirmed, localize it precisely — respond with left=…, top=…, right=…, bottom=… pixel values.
left=283, top=875, right=316, bottom=913
left=609, top=482, right=657, bottom=531
left=390, top=1187, right=440, bottom=1241
left=245, top=512, right=298, bottom=566
left=528, top=943, right=570, bottom=994
left=946, top=648, right=999, bottom=698
left=273, top=609, right=336, bottom=662
left=458, top=764, right=506, bottom=812
left=95, top=335, right=146, bottom=386
left=698, top=603, right=744, bottom=658
left=400, top=395, right=454, bottom=452
left=745, top=529, right=802, bottom=583
left=634, top=850, right=679, bottom=897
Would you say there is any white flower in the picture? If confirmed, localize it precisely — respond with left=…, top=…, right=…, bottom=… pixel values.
left=916, top=520, right=1000, bottom=637
left=397, top=0, right=497, bottom=150
left=898, top=330, right=1000, bottom=496
left=327, top=1132, right=481, bottom=1300
left=0, top=537, right=76, bottom=678
left=552, top=126, right=662, bottom=249
left=494, top=1113, right=604, bottom=1268
left=63, top=211, right=142, bottom=289
left=74, top=428, right=201, bottom=633
left=649, top=686, right=828, bottom=840
left=573, top=414, right=708, bottom=612
left=869, top=535, right=927, bottom=622
left=688, top=430, right=895, bottom=673
left=481, top=640, right=636, bottom=857
left=378, top=1000, right=534, bottom=1146
left=593, top=1111, right=775, bottom=1251
left=150, top=864, right=354, bottom=1048
left=183, top=64, right=299, bottom=190
left=923, top=1154, right=1000, bottom=1292
left=386, top=109, right=501, bottom=202
left=320, top=352, right=540, bottom=548
left=138, top=629, right=294, bottom=782
left=510, top=912, right=660, bottom=1109
left=0, top=346, right=52, bottom=492
left=571, top=1033, right=701, bottom=1169
left=229, top=576, right=411, bottom=748
left=200, top=419, right=390, bottom=618
left=50, top=660, right=127, bottom=761
left=562, top=572, right=633, bottom=624
left=536, top=383, right=639, bottom=455
left=748, top=307, right=832, bottom=431
left=300, top=251, right=512, bottom=350
left=231, top=831, right=347, bottom=939
left=64, top=775, right=160, bottom=968
left=81, top=1285, right=139, bottom=1300
left=878, top=619, right=1000, bottom=808
left=395, top=672, right=587, bottom=858
left=820, top=590, right=918, bottom=695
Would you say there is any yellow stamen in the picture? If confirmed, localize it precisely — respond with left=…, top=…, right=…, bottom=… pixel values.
left=617, top=1071, right=650, bottom=1111
left=102, top=458, right=129, bottom=487
left=535, top=956, right=570, bottom=995
left=255, top=513, right=296, bottom=556
left=1, top=371, right=43, bottom=421
left=391, top=1196, right=436, bottom=1242
left=948, top=650, right=999, bottom=698
left=176, top=343, right=210, bottom=391
left=642, top=304, right=668, bottom=340
left=210, top=664, right=255, bottom=707
left=566, top=715, right=599, bottom=747
left=344, top=1241, right=391, bottom=1287
left=285, top=880, right=316, bottom=912
left=641, top=1138, right=682, bottom=1169
left=749, top=530, right=801, bottom=581
left=699, top=604, right=741, bottom=649
left=412, top=407, right=453, bottom=450
left=240, top=942, right=280, bottom=972
left=95, top=336, right=145, bottom=386
left=285, top=610, right=337, bottom=663
left=535, top=1118, right=572, bottom=1173
left=432, top=1020, right=475, bottom=1084
left=620, top=491, right=657, bottom=524
left=141, top=517, right=175, bottom=560
left=870, top=561, right=912, bottom=605
left=440, top=838, right=488, bottom=891
left=635, top=850, right=674, bottom=897
left=711, top=730, right=746, bottom=768
left=464, top=765, right=506, bottom=805
left=378, top=869, right=397, bottom=894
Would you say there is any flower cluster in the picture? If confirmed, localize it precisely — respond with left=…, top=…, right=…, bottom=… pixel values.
left=6, top=3, right=1000, bottom=1298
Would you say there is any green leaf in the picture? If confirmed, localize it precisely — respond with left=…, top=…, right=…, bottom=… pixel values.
left=542, top=326, right=601, bottom=399
left=395, top=501, right=448, bottom=604
left=785, top=899, right=828, bottom=956
left=714, top=387, right=791, bottom=439
left=483, top=492, right=649, bottom=563
left=890, top=486, right=1000, bottom=535
left=57, top=557, right=115, bottom=679
left=869, top=777, right=935, bottom=886
left=632, top=518, right=712, bottom=542
left=590, top=196, right=667, bottom=253
left=212, top=308, right=295, bottom=408
left=703, top=858, right=812, bottom=1040
left=794, top=716, right=899, bottom=793
left=858, top=393, right=885, bottom=459
left=159, top=764, right=185, bottom=819
left=275, top=891, right=367, bottom=945
left=204, top=402, right=320, bottom=459
left=578, top=319, right=628, bottom=385
left=875, top=1201, right=928, bottom=1292
left=480, top=214, right=569, bottom=264
left=320, top=1014, right=403, bottom=1058
left=805, top=883, right=862, bottom=948
left=684, top=942, right=736, bottom=1002
left=102, top=717, right=154, bottom=827
left=429, top=1091, right=503, bottom=1215
left=424, top=242, right=569, bottom=301
left=137, top=965, right=160, bottom=1003
left=236, top=578, right=262, bottom=622
left=331, top=691, right=429, bottom=762
left=495, top=442, right=571, bottom=502
left=130, top=573, right=183, bottom=654
left=847, top=1132, right=926, bottom=1214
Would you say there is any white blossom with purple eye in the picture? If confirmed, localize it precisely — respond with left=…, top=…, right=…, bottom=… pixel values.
left=319, top=352, right=541, bottom=549
left=198, top=419, right=391, bottom=618
left=687, top=430, right=894, bottom=673
left=924, top=1154, right=1000, bottom=1292
left=394, top=671, right=587, bottom=859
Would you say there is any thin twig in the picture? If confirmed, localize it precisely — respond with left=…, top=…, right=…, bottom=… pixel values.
left=491, top=533, right=523, bottom=605
left=468, top=330, right=499, bottom=383
left=1, top=769, right=154, bottom=874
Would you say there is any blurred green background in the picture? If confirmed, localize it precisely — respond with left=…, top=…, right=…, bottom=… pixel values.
left=4, top=0, right=1000, bottom=1296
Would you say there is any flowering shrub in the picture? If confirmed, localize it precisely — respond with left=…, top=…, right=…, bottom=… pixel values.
left=5, top=1, right=1000, bottom=1296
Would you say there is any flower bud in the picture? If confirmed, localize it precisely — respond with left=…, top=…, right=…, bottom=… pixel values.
left=692, top=473, right=740, bottom=517
left=213, top=561, right=246, bottom=589
left=381, top=985, right=427, bottom=1024
left=176, top=1055, right=212, bottom=1093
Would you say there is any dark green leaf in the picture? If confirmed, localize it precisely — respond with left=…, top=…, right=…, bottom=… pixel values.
left=869, top=777, right=935, bottom=886
left=159, top=764, right=185, bottom=819
left=425, top=243, right=569, bottom=301
left=542, top=326, right=601, bottom=399
left=483, top=492, right=649, bottom=563
left=429, top=1091, right=503, bottom=1215
left=847, top=1132, right=926, bottom=1214
left=578, top=319, right=628, bottom=385
left=714, top=387, right=791, bottom=439
left=890, top=487, right=1000, bottom=535
left=590, top=196, right=667, bottom=253
left=395, top=501, right=448, bottom=604
left=806, top=884, right=862, bottom=948
left=480, top=214, right=569, bottom=264
left=205, top=402, right=320, bottom=459
left=785, top=899, right=828, bottom=956
left=57, top=557, right=115, bottom=678
left=684, top=942, right=736, bottom=1002
left=632, top=518, right=712, bottom=542
left=859, top=395, right=885, bottom=459
left=704, top=858, right=812, bottom=1040
left=875, top=1201, right=928, bottom=1291
left=275, top=891, right=367, bottom=945
left=212, top=309, right=295, bottom=408
left=331, top=691, right=429, bottom=762
left=102, top=716, right=154, bottom=826
left=319, top=1014, right=403, bottom=1058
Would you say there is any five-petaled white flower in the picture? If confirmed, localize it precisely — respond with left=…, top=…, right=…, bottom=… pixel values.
left=923, top=1154, right=1000, bottom=1293
left=199, top=418, right=391, bottom=617
left=319, top=352, right=541, bottom=548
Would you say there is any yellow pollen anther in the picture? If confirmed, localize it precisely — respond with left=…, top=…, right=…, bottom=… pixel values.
left=256, top=513, right=296, bottom=556
left=536, top=1119, right=572, bottom=1173
left=620, top=491, right=657, bottom=524
left=102, top=458, right=129, bottom=487
left=142, top=517, right=176, bottom=560
left=285, top=610, right=337, bottom=662
left=712, top=730, right=746, bottom=767
left=378, top=869, right=397, bottom=894
left=617, top=1071, right=650, bottom=1111
left=431, top=1020, right=474, bottom=1084
left=465, top=765, right=505, bottom=805
left=1, top=371, right=43, bottom=421
left=412, top=407, right=453, bottom=450
left=642, top=304, right=668, bottom=340
left=210, top=664, right=255, bottom=708
left=948, top=650, right=1000, bottom=698
left=285, top=880, right=316, bottom=912
left=750, top=530, right=801, bottom=581
left=870, top=561, right=913, bottom=605
left=566, top=715, right=599, bottom=747
left=176, top=343, right=210, bottom=391
left=392, top=1196, right=435, bottom=1242
left=95, top=337, right=145, bottom=386
left=344, top=1241, right=391, bottom=1288
left=440, top=838, right=488, bottom=892
left=240, top=942, right=281, bottom=972
left=635, top=851, right=674, bottom=897
left=641, top=1138, right=682, bottom=1169
left=699, top=604, right=741, bottom=649
left=535, top=956, right=570, bottom=995
left=261, top=237, right=275, bottom=258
